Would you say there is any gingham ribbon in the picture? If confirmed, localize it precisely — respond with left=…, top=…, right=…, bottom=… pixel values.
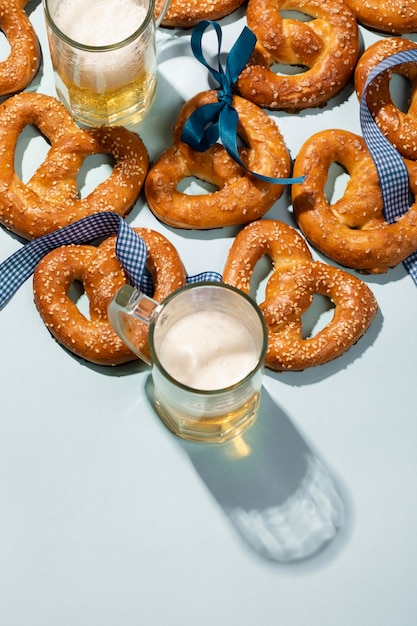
left=359, top=49, right=417, bottom=284
left=181, top=20, right=304, bottom=185
left=0, top=212, right=221, bottom=310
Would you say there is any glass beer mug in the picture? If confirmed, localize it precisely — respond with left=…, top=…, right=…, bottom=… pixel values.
left=43, top=0, right=171, bottom=127
left=108, top=282, right=268, bottom=444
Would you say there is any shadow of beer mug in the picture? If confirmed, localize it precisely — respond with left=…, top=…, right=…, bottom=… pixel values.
left=177, top=388, right=345, bottom=563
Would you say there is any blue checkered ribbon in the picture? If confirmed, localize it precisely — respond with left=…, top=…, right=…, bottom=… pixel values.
left=0, top=212, right=221, bottom=310
left=359, top=49, right=417, bottom=285
left=181, top=20, right=304, bottom=185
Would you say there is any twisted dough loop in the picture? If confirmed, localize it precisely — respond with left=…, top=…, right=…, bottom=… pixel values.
left=144, top=90, right=291, bottom=229
left=162, top=0, right=245, bottom=28
left=222, top=220, right=378, bottom=371
left=0, top=92, right=149, bottom=240
left=344, top=0, right=417, bottom=34
left=235, top=0, right=359, bottom=112
left=355, top=37, right=417, bottom=161
left=33, top=229, right=187, bottom=366
left=292, top=129, right=417, bottom=273
left=0, top=0, right=40, bottom=95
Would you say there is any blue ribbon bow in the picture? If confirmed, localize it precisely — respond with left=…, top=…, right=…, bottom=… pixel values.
left=181, top=20, right=304, bottom=185
left=359, top=49, right=417, bottom=285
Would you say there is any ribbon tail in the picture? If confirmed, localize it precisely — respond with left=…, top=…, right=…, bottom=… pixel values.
left=226, top=26, right=257, bottom=83
left=0, top=242, right=48, bottom=310
left=218, top=105, right=304, bottom=184
left=187, top=271, right=222, bottom=284
left=403, top=250, right=417, bottom=286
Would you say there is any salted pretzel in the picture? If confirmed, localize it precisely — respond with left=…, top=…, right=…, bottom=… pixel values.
left=355, top=37, right=417, bottom=161
left=291, top=128, right=417, bottom=274
left=33, top=228, right=187, bottom=366
left=0, top=92, right=149, bottom=240
left=144, top=90, right=291, bottom=229
left=235, top=0, right=359, bottom=112
left=0, top=0, right=41, bottom=95
left=161, top=0, right=245, bottom=28
left=344, top=0, right=417, bottom=34
left=222, top=220, right=378, bottom=371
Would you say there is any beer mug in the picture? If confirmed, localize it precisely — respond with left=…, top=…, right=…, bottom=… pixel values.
left=43, top=0, right=171, bottom=127
left=108, top=282, right=268, bottom=444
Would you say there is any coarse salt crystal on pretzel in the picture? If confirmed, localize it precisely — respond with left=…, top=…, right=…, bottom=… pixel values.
left=0, top=0, right=41, bottom=95
left=222, top=219, right=378, bottom=371
left=235, top=0, right=359, bottom=112
left=291, top=128, right=417, bottom=274
left=144, top=90, right=291, bottom=229
left=344, top=0, right=417, bottom=34
left=354, top=37, right=417, bottom=161
left=0, top=92, right=149, bottom=240
left=161, top=0, right=246, bottom=28
left=33, top=228, right=186, bottom=366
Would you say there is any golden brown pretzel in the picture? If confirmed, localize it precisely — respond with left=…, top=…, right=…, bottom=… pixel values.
left=222, top=220, right=378, bottom=371
left=291, top=128, right=417, bottom=274
left=0, top=0, right=41, bottom=95
left=235, top=0, right=359, bottom=112
left=33, top=228, right=187, bottom=366
left=344, top=0, right=417, bottom=34
left=144, top=90, right=291, bottom=229
left=354, top=37, right=417, bottom=160
left=161, top=0, right=245, bottom=28
left=0, top=92, right=149, bottom=240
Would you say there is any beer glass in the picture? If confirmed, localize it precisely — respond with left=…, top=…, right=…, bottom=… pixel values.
left=43, top=0, right=171, bottom=127
left=108, top=283, right=268, bottom=444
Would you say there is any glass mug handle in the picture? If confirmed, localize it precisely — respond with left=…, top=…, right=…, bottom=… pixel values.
left=107, top=284, right=161, bottom=366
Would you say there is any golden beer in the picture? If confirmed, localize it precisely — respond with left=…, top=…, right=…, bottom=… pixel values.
left=154, top=390, right=261, bottom=444
left=53, top=67, right=157, bottom=127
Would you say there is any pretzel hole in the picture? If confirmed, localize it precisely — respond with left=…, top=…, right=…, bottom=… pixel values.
left=301, top=294, right=335, bottom=339
left=249, top=256, right=335, bottom=338
left=389, top=73, right=412, bottom=113
left=0, top=31, right=11, bottom=61
left=270, top=61, right=308, bottom=77
left=15, top=127, right=51, bottom=182
left=77, top=154, right=115, bottom=198
left=68, top=280, right=91, bottom=320
left=269, top=11, right=313, bottom=76
left=325, top=162, right=350, bottom=204
left=280, top=10, right=313, bottom=22
left=177, top=177, right=218, bottom=194
left=249, top=255, right=273, bottom=303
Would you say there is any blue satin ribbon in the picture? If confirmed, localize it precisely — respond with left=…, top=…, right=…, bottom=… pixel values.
left=181, top=20, right=304, bottom=185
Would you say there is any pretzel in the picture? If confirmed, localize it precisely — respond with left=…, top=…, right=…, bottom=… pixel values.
left=161, top=0, right=245, bottom=28
left=354, top=37, right=417, bottom=160
left=0, top=92, right=149, bottom=240
left=344, top=0, right=417, bottom=34
left=33, top=228, right=187, bottom=366
left=222, top=220, right=378, bottom=371
left=235, top=0, right=359, bottom=112
left=144, top=90, right=291, bottom=229
left=0, top=0, right=41, bottom=95
left=291, top=128, right=417, bottom=274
